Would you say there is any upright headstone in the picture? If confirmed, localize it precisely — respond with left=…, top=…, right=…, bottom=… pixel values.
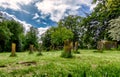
left=29, top=44, right=34, bottom=54
left=61, top=40, right=73, bottom=58
left=10, top=43, right=17, bottom=57
left=74, top=41, right=79, bottom=53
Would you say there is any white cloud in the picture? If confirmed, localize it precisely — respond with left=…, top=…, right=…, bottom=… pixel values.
left=90, top=1, right=98, bottom=11
left=1, top=11, right=49, bottom=37
left=38, top=26, right=50, bottom=43
left=1, top=11, right=32, bottom=33
left=0, top=0, right=32, bottom=11
left=40, top=13, right=50, bottom=19
left=35, top=0, right=96, bottom=22
left=0, top=0, right=97, bottom=22
left=36, top=19, right=41, bottom=23
left=43, top=22, right=47, bottom=25
left=38, top=27, right=50, bottom=36
left=32, top=13, right=39, bottom=19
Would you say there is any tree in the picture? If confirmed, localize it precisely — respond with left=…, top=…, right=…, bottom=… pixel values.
left=24, top=27, right=39, bottom=51
left=51, top=25, right=73, bottom=50
left=79, top=0, right=120, bottom=48
left=0, top=21, right=11, bottom=52
left=41, top=27, right=53, bottom=51
left=108, top=16, right=120, bottom=41
left=7, top=20, right=24, bottom=52
left=58, top=15, right=82, bottom=49
left=41, top=26, right=73, bottom=51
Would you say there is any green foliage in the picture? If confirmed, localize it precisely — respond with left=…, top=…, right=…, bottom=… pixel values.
left=36, top=44, right=43, bottom=56
left=36, top=52, right=42, bottom=56
left=24, top=27, right=39, bottom=50
left=7, top=20, right=24, bottom=52
left=79, top=0, right=120, bottom=49
left=51, top=26, right=73, bottom=47
left=61, top=51, right=72, bottom=58
left=109, top=16, right=120, bottom=41
left=0, top=21, right=11, bottom=40
left=41, top=26, right=73, bottom=51
left=0, top=20, right=24, bottom=52
left=117, top=45, right=120, bottom=50
left=9, top=53, right=17, bottom=57
left=58, top=15, right=82, bottom=48
left=0, top=21, right=12, bottom=52
left=41, top=28, right=52, bottom=51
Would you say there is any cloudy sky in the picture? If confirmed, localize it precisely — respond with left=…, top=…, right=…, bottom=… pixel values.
left=0, top=0, right=96, bottom=35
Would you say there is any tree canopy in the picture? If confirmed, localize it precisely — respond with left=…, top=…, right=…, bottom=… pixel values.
left=51, top=25, right=73, bottom=48
left=24, top=27, right=39, bottom=50
left=41, top=25, right=73, bottom=50
left=109, top=16, right=120, bottom=41
left=0, top=0, right=120, bottom=51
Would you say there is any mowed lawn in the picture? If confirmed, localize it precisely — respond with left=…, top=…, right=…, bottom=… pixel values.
left=0, top=50, right=120, bottom=77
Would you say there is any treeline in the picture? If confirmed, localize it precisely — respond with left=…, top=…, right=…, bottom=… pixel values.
left=0, top=0, right=120, bottom=52
left=41, top=0, right=120, bottom=50
left=0, top=19, right=39, bottom=52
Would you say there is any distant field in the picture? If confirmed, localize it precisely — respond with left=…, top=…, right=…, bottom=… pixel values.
left=0, top=50, right=120, bottom=77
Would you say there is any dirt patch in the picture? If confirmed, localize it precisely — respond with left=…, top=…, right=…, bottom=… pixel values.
left=17, top=61, right=37, bottom=66
left=0, top=65, right=7, bottom=68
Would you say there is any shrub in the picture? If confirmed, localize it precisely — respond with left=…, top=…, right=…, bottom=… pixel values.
left=37, top=46, right=43, bottom=56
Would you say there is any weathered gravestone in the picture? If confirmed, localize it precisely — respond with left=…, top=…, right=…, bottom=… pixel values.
left=10, top=43, right=17, bottom=57
left=29, top=44, right=34, bottom=54
left=61, top=40, right=73, bottom=58
left=97, top=40, right=117, bottom=51
left=74, top=41, right=80, bottom=53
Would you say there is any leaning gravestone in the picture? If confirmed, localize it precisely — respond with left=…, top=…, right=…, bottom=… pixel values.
left=10, top=43, right=17, bottom=57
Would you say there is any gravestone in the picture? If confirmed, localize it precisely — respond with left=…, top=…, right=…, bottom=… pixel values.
left=29, top=44, right=34, bottom=54
left=97, top=40, right=117, bottom=50
left=61, top=40, right=73, bottom=58
left=10, top=43, right=17, bottom=57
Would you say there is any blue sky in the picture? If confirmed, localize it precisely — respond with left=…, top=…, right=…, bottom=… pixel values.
left=0, top=0, right=97, bottom=35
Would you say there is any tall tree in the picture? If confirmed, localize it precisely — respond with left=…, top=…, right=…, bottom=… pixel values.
left=25, top=27, right=39, bottom=50
left=7, top=20, right=24, bottom=52
left=58, top=15, right=82, bottom=49
left=0, top=21, right=11, bottom=52
left=108, top=16, right=120, bottom=41
left=41, top=26, right=73, bottom=51
left=51, top=25, right=73, bottom=50
left=41, top=28, right=52, bottom=51
left=79, top=0, right=120, bottom=48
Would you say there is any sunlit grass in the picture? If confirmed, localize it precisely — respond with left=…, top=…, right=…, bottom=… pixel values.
left=0, top=50, right=120, bottom=77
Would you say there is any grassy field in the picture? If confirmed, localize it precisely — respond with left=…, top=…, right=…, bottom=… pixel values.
left=0, top=50, right=120, bottom=77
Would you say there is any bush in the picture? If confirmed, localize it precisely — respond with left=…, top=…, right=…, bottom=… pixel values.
left=117, top=44, right=120, bottom=50
left=61, top=51, right=72, bottom=58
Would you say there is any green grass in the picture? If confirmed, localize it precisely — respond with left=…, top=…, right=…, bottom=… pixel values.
left=0, top=50, right=120, bottom=77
